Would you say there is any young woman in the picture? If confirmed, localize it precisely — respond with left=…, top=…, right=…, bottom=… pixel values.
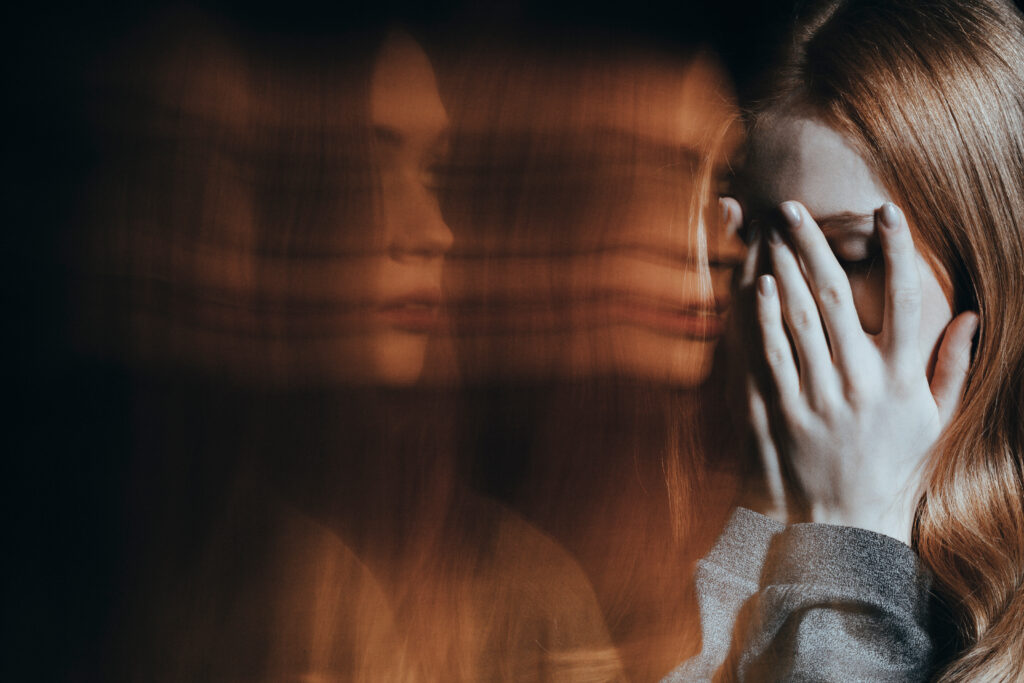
left=444, top=41, right=747, bottom=680
left=668, top=0, right=1024, bottom=680
left=78, top=16, right=620, bottom=681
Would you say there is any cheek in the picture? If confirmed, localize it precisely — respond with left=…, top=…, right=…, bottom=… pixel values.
left=848, top=268, right=886, bottom=334
left=846, top=258, right=953, bottom=370
left=369, top=329, right=429, bottom=385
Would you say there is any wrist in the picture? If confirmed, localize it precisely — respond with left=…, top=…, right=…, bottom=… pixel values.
left=808, top=500, right=914, bottom=546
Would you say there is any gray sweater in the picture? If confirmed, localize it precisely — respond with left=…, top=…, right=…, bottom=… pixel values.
left=663, top=508, right=938, bottom=682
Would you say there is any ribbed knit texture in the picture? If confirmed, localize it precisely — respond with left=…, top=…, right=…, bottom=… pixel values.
left=663, top=509, right=936, bottom=682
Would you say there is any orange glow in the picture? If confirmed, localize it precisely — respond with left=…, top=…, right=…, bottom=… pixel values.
left=62, top=10, right=745, bottom=682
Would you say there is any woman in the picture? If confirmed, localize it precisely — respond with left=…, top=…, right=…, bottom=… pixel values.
left=79, top=16, right=619, bottom=681
left=668, top=0, right=1024, bottom=680
left=78, top=20, right=452, bottom=680
left=445, top=42, right=747, bottom=680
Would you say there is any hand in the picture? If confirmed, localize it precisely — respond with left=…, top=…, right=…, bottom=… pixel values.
left=751, top=201, right=977, bottom=544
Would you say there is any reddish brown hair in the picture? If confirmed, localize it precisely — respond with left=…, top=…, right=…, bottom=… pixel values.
left=754, top=0, right=1024, bottom=677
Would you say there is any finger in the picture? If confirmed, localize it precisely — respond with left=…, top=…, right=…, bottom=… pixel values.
left=877, top=202, right=923, bottom=362
left=757, top=274, right=801, bottom=411
left=930, top=311, right=979, bottom=424
left=768, top=228, right=838, bottom=401
left=720, top=196, right=743, bottom=235
left=714, top=196, right=748, bottom=265
left=778, top=201, right=868, bottom=371
left=747, top=374, right=788, bottom=521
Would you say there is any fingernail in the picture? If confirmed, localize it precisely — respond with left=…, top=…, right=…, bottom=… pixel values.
left=758, top=274, right=776, bottom=296
left=780, top=201, right=802, bottom=228
left=880, top=202, right=901, bottom=230
left=719, top=197, right=729, bottom=225
left=767, top=227, right=781, bottom=245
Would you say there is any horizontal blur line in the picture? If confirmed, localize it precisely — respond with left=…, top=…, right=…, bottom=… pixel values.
left=84, top=234, right=740, bottom=264
left=82, top=236, right=417, bottom=261
left=450, top=290, right=729, bottom=313
left=449, top=247, right=741, bottom=270
left=78, top=304, right=376, bottom=340
left=77, top=273, right=373, bottom=311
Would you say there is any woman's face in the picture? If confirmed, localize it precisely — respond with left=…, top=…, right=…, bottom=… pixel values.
left=740, top=116, right=953, bottom=370
left=365, top=32, right=453, bottom=384
left=571, top=58, right=745, bottom=384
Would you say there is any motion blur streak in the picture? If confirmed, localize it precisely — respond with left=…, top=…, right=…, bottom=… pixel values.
left=63, top=9, right=745, bottom=682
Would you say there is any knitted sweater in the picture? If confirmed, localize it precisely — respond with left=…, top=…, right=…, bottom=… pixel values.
left=663, top=507, right=938, bottom=682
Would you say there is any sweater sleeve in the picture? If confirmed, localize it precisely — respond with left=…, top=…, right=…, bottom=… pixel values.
left=662, top=507, right=784, bottom=682
left=662, top=509, right=938, bottom=683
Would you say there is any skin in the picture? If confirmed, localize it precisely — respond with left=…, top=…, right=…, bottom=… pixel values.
left=739, top=117, right=978, bottom=543
left=443, top=54, right=743, bottom=385
left=250, top=32, right=453, bottom=385
left=572, top=58, right=746, bottom=384
left=742, top=117, right=955, bottom=355
left=366, top=32, right=454, bottom=384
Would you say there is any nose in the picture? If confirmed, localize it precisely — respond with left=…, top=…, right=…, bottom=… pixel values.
left=385, top=179, right=454, bottom=261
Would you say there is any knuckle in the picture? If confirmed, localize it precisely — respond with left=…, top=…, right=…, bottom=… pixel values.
left=808, top=389, right=838, bottom=417
left=818, top=397, right=843, bottom=422
left=765, top=345, right=788, bottom=369
left=818, top=283, right=845, bottom=309
left=784, top=406, right=810, bottom=433
left=790, top=308, right=814, bottom=332
left=844, top=376, right=869, bottom=406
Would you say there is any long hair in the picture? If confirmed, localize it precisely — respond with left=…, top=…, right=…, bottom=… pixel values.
left=74, top=12, right=384, bottom=384
left=76, top=16, right=468, bottom=681
left=753, top=0, right=1024, bottom=678
left=443, top=40, right=743, bottom=680
left=444, top=38, right=741, bottom=520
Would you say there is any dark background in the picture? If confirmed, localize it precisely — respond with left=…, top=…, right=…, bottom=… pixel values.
left=3, top=0, right=982, bottom=679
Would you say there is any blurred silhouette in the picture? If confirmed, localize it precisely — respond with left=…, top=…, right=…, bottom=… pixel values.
left=446, top=44, right=743, bottom=384
left=443, top=41, right=747, bottom=680
left=74, top=13, right=623, bottom=681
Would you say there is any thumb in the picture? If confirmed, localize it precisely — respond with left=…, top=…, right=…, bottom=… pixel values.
left=720, top=196, right=743, bottom=231
left=930, top=311, right=979, bottom=424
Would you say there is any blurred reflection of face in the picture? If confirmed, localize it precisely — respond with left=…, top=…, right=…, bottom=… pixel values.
left=366, top=32, right=453, bottom=384
left=574, top=59, right=745, bottom=384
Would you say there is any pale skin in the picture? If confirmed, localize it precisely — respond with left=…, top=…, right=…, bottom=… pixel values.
left=735, top=117, right=979, bottom=544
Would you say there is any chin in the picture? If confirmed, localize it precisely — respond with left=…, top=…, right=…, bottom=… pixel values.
left=370, top=330, right=429, bottom=385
